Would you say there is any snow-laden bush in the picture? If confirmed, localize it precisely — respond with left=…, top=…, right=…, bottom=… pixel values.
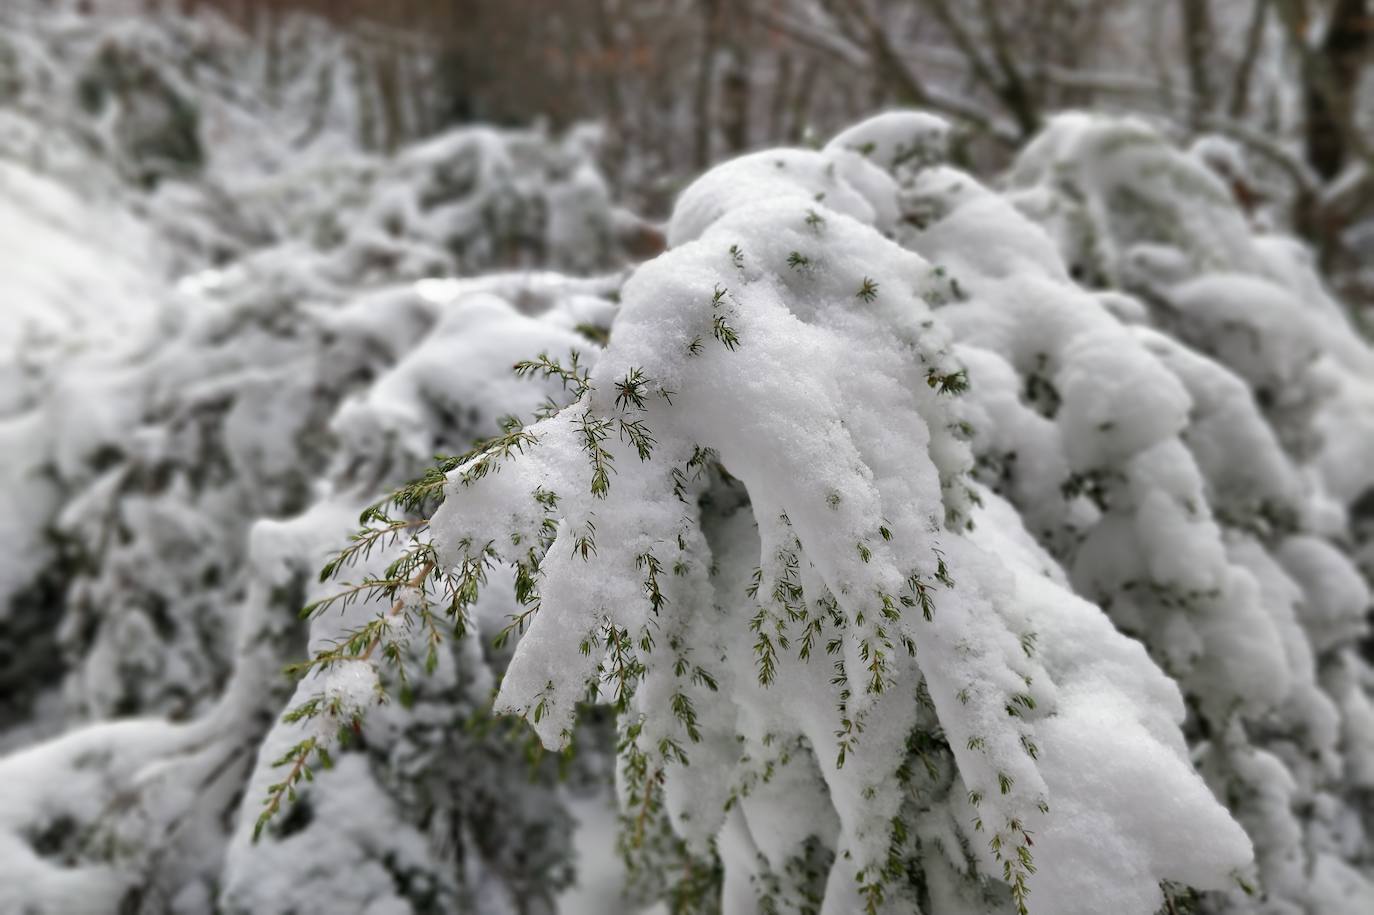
left=5, top=97, right=1374, bottom=915
left=1, top=92, right=637, bottom=735
left=0, top=7, right=651, bottom=909
left=0, top=160, right=174, bottom=736
left=0, top=280, right=620, bottom=914
left=1007, top=114, right=1374, bottom=516
left=0, top=226, right=625, bottom=741
left=990, top=113, right=1374, bottom=913
left=218, top=287, right=621, bottom=915
left=251, top=113, right=1374, bottom=915
left=326, top=123, right=646, bottom=281
left=1, top=1, right=373, bottom=189
left=0, top=0, right=654, bottom=279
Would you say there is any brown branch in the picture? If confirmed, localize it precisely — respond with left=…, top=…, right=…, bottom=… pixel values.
left=633, top=766, right=663, bottom=847
left=920, top=0, right=1002, bottom=97
left=1179, top=0, right=1217, bottom=127
left=836, top=0, right=1016, bottom=144
left=976, top=0, right=1040, bottom=135
left=255, top=737, right=318, bottom=839
left=1228, top=0, right=1270, bottom=118
left=359, top=557, right=437, bottom=660
left=1273, top=0, right=1374, bottom=177
left=739, top=4, right=869, bottom=67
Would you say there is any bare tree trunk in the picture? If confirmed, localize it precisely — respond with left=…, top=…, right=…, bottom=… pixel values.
left=264, top=3, right=282, bottom=108
left=693, top=0, right=722, bottom=169
left=1228, top=0, right=1269, bottom=118
left=1147, top=1, right=1178, bottom=113
left=720, top=17, right=751, bottom=154
left=789, top=59, right=819, bottom=143
left=592, top=0, right=628, bottom=175
left=351, top=41, right=377, bottom=150
left=1304, top=0, right=1371, bottom=180
left=375, top=48, right=404, bottom=152
left=770, top=51, right=795, bottom=144
left=977, top=0, right=1039, bottom=136
left=1180, top=0, right=1215, bottom=127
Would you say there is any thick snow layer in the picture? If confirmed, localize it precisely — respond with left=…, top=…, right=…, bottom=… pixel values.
left=0, top=162, right=168, bottom=396
left=427, top=129, right=1253, bottom=914
left=0, top=717, right=196, bottom=914
left=970, top=494, right=1252, bottom=915
left=0, top=7, right=633, bottom=901
left=998, top=110, right=1374, bottom=913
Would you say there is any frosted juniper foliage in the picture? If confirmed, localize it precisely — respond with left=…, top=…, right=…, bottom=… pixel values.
left=0, top=4, right=643, bottom=910
left=4, top=7, right=1374, bottom=907
left=0, top=0, right=641, bottom=738
left=251, top=111, right=1373, bottom=915
left=0, top=132, right=631, bottom=735
left=994, top=114, right=1374, bottom=913
left=0, top=128, right=631, bottom=914
left=0, top=276, right=622, bottom=914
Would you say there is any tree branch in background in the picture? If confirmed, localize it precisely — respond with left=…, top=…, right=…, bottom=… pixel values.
left=719, top=7, right=752, bottom=155
left=741, top=3, right=870, bottom=68
left=1274, top=0, right=1374, bottom=179
left=976, top=0, right=1040, bottom=135
left=1228, top=0, right=1270, bottom=119
left=1180, top=0, right=1216, bottom=128
left=918, top=0, right=1003, bottom=105
left=693, top=0, right=722, bottom=170
left=832, top=0, right=1016, bottom=144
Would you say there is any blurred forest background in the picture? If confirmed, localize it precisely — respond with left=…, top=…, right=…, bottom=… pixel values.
left=149, top=0, right=1374, bottom=303
left=22, top=0, right=1368, bottom=303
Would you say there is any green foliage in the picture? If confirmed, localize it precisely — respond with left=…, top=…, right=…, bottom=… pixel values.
left=707, top=285, right=742, bottom=351
left=253, top=737, right=330, bottom=842
left=514, top=350, right=592, bottom=398
left=251, top=218, right=1030, bottom=915
left=926, top=368, right=969, bottom=395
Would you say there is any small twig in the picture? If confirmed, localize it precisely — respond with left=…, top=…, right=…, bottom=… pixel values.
left=633, top=766, right=662, bottom=847
left=359, top=558, right=436, bottom=660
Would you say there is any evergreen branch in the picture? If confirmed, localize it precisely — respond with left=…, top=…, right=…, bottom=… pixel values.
left=513, top=350, right=591, bottom=397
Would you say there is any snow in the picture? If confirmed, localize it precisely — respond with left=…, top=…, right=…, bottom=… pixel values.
left=2, top=7, right=1374, bottom=908
left=428, top=124, right=1260, bottom=914
left=322, top=660, right=381, bottom=718
left=1001, top=109, right=1374, bottom=913
left=0, top=161, right=168, bottom=400
left=224, top=754, right=438, bottom=915
left=0, top=5, right=634, bottom=909
left=970, top=495, right=1253, bottom=915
